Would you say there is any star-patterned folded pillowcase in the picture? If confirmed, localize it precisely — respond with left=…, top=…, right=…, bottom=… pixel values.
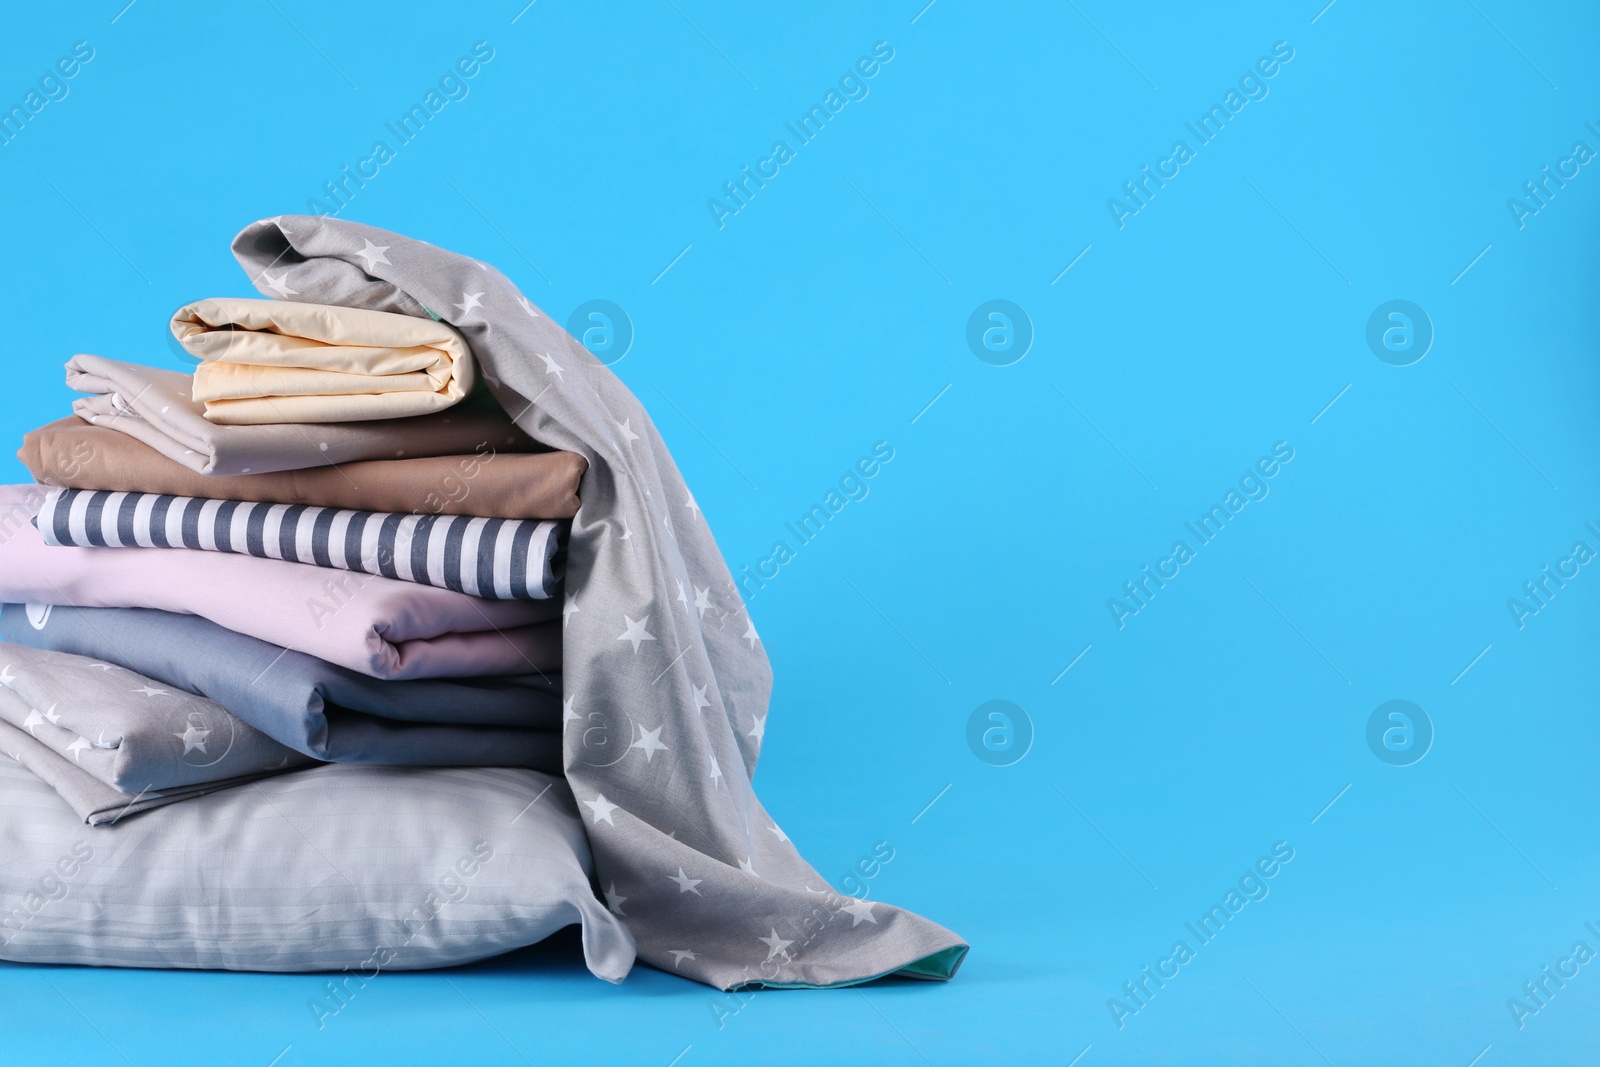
left=0, top=719, right=288, bottom=827
left=0, top=642, right=310, bottom=795
left=171, top=296, right=477, bottom=426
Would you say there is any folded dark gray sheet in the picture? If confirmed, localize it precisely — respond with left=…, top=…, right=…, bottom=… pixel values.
left=0, top=604, right=562, bottom=772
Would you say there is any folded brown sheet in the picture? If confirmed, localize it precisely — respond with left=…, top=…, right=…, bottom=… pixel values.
left=20, top=417, right=586, bottom=519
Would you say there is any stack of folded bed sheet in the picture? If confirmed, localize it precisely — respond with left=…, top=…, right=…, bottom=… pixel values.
left=0, top=218, right=966, bottom=990
left=3, top=299, right=583, bottom=821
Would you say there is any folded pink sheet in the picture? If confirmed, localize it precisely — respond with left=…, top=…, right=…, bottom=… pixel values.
left=0, top=486, right=559, bottom=681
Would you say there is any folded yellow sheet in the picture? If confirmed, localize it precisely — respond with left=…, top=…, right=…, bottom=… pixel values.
left=171, top=297, right=477, bottom=425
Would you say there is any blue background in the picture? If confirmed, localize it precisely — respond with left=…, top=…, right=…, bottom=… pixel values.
left=1, top=1, right=1597, bottom=1063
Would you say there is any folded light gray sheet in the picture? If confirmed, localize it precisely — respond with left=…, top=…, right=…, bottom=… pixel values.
left=0, top=603, right=562, bottom=770
left=0, top=760, right=636, bottom=978
left=0, top=719, right=282, bottom=826
left=67, top=353, right=536, bottom=476
left=0, top=643, right=307, bottom=793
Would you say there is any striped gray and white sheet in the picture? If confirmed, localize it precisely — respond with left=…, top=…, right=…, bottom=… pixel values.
left=34, top=487, right=561, bottom=600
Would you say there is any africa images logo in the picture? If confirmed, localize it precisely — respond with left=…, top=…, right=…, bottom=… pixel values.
left=170, top=707, right=235, bottom=769
left=1106, top=41, right=1296, bottom=229
left=1107, top=442, right=1295, bottom=628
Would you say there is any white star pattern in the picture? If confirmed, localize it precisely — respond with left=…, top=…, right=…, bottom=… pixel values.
left=22, top=710, right=44, bottom=735
left=42, top=704, right=61, bottom=725
left=617, top=614, right=655, bottom=653
left=132, top=685, right=168, bottom=698
left=85, top=663, right=119, bottom=672
left=65, top=737, right=90, bottom=763
left=604, top=883, right=627, bottom=916
left=759, top=928, right=793, bottom=961
left=210, top=225, right=946, bottom=988
left=354, top=239, right=390, bottom=271
left=0, top=665, right=13, bottom=687
left=840, top=899, right=879, bottom=926
left=584, top=794, right=620, bottom=826
left=174, top=724, right=210, bottom=755
left=630, top=724, right=669, bottom=762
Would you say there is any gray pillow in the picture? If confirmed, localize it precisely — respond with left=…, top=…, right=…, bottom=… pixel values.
left=0, top=761, right=636, bottom=980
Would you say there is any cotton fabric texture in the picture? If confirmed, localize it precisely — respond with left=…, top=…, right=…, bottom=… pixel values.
left=0, top=761, right=637, bottom=977
left=36, top=487, right=563, bottom=601
left=231, top=216, right=968, bottom=990
left=0, top=486, right=561, bottom=680
left=172, top=297, right=477, bottom=425
left=68, top=354, right=535, bottom=476
left=20, top=416, right=586, bottom=520
left=0, top=643, right=307, bottom=793
left=0, top=603, right=563, bottom=771
left=0, top=720, right=282, bottom=826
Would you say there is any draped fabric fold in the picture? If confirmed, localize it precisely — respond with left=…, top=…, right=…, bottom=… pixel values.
left=231, top=216, right=967, bottom=990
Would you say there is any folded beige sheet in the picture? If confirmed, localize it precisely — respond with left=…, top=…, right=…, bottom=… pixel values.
left=171, top=297, right=476, bottom=425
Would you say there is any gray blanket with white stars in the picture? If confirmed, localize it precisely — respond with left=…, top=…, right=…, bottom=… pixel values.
left=231, top=216, right=966, bottom=990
